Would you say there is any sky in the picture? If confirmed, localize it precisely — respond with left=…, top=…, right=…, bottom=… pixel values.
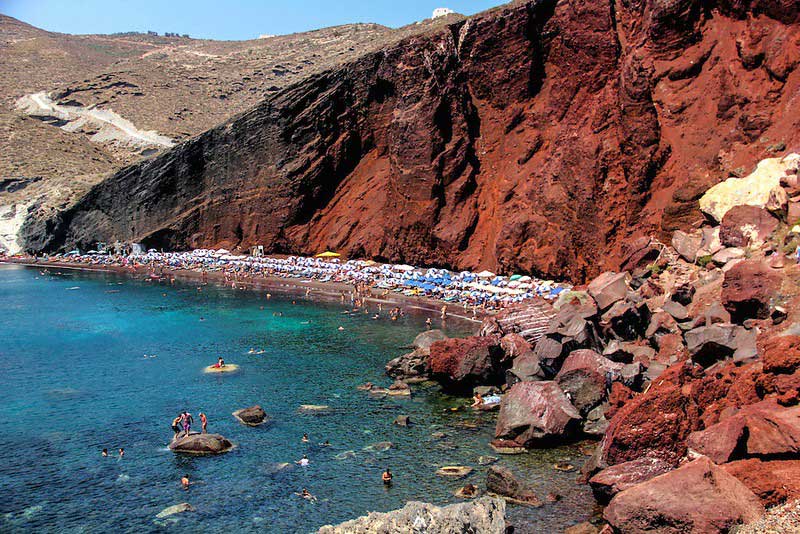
left=1, top=0, right=506, bottom=40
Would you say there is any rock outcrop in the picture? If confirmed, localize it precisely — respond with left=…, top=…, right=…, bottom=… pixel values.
left=317, top=497, right=506, bottom=533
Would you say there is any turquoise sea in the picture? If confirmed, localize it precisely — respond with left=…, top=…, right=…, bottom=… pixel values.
left=0, top=264, right=593, bottom=533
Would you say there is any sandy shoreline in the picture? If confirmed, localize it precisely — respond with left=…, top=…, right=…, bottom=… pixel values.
left=0, top=257, right=486, bottom=327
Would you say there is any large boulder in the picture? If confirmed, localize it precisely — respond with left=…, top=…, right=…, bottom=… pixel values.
left=386, top=349, right=429, bottom=382
left=506, top=352, right=544, bottom=385
left=763, top=334, right=800, bottom=374
left=485, top=465, right=541, bottom=506
left=684, top=323, right=755, bottom=367
left=671, top=229, right=704, bottom=263
left=686, top=399, right=800, bottom=463
left=599, top=300, right=651, bottom=340
left=494, top=381, right=580, bottom=447
left=318, top=497, right=506, bottom=533
left=427, top=336, right=505, bottom=391
left=597, top=363, right=704, bottom=467
left=588, top=456, right=673, bottom=504
left=169, top=432, right=233, bottom=455
left=719, top=205, right=779, bottom=248
left=555, top=350, right=623, bottom=415
left=604, top=457, right=764, bottom=533
left=532, top=336, right=566, bottom=376
left=699, top=155, right=793, bottom=222
left=232, top=405, right=268, bottom=426
left=721, top=259, right=781, bottom=323
left=722, top=458, right=800, bottom=506
left=587, top=272, right=631, bottom=311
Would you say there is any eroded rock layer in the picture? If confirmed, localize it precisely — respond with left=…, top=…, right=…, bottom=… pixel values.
left=25, top=0, right=800, bottom=282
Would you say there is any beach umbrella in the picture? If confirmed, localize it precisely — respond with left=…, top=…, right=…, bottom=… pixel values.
left=394, top=264, right=415, bottom=271
left=315, top=251, right=341, bottom=258
left=476, top=270, right=496, bottom=278
left=509, top=274, right=523, bottom=281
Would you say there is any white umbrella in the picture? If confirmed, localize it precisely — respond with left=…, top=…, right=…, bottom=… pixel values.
left=476, top=270, right=496, bottom=278
left=394, top=264, right=415, bottom=271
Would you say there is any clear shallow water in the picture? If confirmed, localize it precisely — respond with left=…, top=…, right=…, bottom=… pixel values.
left=0, top=264, right=594, bottom=533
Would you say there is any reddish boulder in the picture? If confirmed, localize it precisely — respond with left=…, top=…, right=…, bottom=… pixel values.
left=604, top=457, right=764, bottom=534
left=722, top=458, right=800, bottom=506
left=427, top=336, right=504, bottom=391
left=494, top=381, right=580, bottom=447
left=555, top=350, right=623, bottom=415
left=719, top=205, right=779, bottom=248
left=598, top=363, right=703, bottom=466
left=721, top=260, right=781, bottom=323
left=687, top=399, right=800, bottom=463
left=763, top=334, right=800, bottom=374
left=587, top=272, right=630, bottom=311
left=588, top=456, right=673, bottom=504
left=599, top=300, right=651, bottom=340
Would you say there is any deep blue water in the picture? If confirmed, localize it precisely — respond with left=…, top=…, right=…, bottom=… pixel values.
left=0, top=264, right=594, bottom=533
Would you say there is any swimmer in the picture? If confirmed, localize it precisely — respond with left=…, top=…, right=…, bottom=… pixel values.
left=296, top=488, right=316, bottom=502
left=382, top=468, right=393, bottom=484
left=102, top=448, right=108, bottom=457
left=296, top=454, right=310, bottom=467
left=425, top=317, right=432, bottom=329
left=118, top=448, right=125, bottom=459
left=320, top=440, right=331, bottom=447
left=199, top=412, right=208, bottom=434
left=266, top=293, right=271, bottom=300
left=302, top=433, right=309, bottom=443
left=338, top=326, right=344, bottom=331
left=181, top=474, right=190, bottom=490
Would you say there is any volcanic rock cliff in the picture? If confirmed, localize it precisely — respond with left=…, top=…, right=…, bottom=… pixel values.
left=24, top=0, right=800, bottom=283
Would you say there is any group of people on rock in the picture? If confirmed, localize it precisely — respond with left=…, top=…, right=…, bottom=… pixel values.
left=171, top=411, right=207, bottom=438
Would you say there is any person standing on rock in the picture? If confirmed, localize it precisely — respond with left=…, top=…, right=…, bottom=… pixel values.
left=182, top=412, right=193, bottom=437
left=199, top=412, right=207, bottom=433
left=171, top=414, right=182, bottom=439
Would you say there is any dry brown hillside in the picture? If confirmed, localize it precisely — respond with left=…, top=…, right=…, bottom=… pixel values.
left=0, top=11, right=462, bottom=252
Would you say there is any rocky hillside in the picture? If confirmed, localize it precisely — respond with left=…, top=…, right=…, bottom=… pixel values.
left=383, top=151, right=800, bottom=532
left=0, top=12, right=460, bottom=253
left=22, top=0, right=800, bottom=283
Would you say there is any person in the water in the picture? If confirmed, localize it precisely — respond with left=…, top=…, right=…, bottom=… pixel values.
left=296, top=455, right=310, bottom=467
left=181, top=474, right=190, bottom=490
left=101, top=448, right=108, bottom=457
left=382, top=468, right=393, bottom=484
left=118, top=448, right=124, bottom=459
left=301, top=433, right=309, bottom=443
left=320, top=440, right=330, bottom=447
left=296, top=488, right=316, bottom=501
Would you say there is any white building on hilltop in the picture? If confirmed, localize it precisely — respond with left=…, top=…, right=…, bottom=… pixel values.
left=432, top=7, right=454, bottom=19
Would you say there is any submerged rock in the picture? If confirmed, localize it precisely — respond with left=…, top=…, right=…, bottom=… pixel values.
left=318, top=496, right=506, bottom=533
left=232, top=405, right=269, bottom=426
left=155, top=503, right=195, bottom=519
left=486, top=465, right=541, bottom=506
left=436, top=465, right=473, bottom=478
left=169, top=432, right=233, bottom=455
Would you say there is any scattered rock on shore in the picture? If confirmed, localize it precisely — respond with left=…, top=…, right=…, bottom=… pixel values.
left=318, top=497, right=506, bottom=533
